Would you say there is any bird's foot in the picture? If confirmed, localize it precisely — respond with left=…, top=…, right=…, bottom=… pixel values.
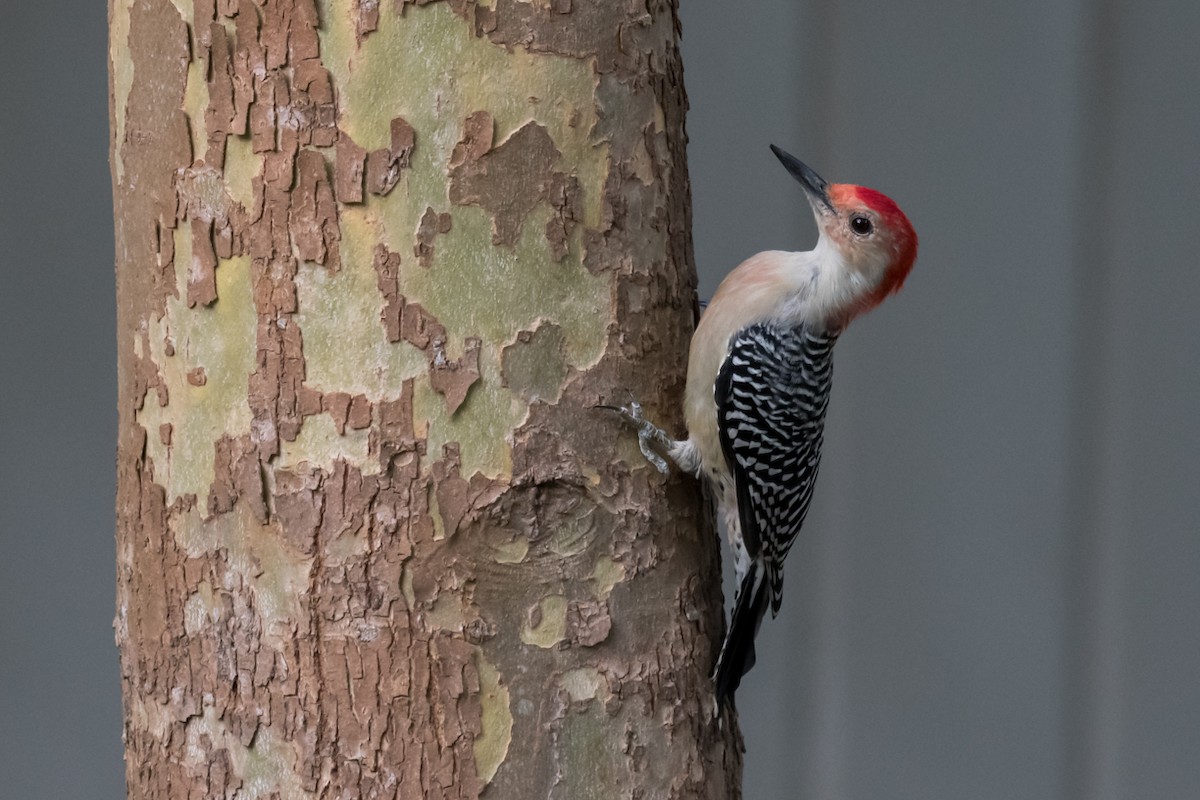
left=596, top=400, right=672, bottom=474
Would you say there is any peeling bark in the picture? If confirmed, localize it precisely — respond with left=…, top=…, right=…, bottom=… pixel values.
left=112, top=1, right=740, bottom=798
left=415, top=206, right=453, bottom=268
left=449, top=120, right=562, bottom=247
left=366, top=116, right=416, bottom=197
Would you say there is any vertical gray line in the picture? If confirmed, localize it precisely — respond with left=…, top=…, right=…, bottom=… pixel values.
left=1064, top=0, right=1123, bottom=798
left=806, top=1, right=839, bottom=167
left=799, top=3, right=846, bottom=799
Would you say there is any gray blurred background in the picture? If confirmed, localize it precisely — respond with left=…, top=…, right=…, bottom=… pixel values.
left=2, top=1, right=1198, bottom=798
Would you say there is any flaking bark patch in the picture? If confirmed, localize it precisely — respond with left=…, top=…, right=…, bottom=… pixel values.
left=292, top=149, right=341, bottom=268
left=205, top=21, right=234, bottom=168
left=372, top=243, right=480, bottom=413
left=501, top=322, right=569, bottom=404
left=354, top=0, right=381, bottom=42
left=371, top=243, right=404, bottom=342
left=448, top=119, right=567, bottom=247
left=545, top=171, right=583, bottom=262
left=415, top=206, right=453, bottom=268
left=449, top=110, right=493, bottom=167
left=188, top=217, right=219, bottom=306
left=335, top=132, right=367, bottom=204
left=429, top=337, right=481, bottom=414
left=566, top=597, right=612, bottom=647
left=365, top=116, right=415, bottom=196
left=321, top=391, right=372, bottom=434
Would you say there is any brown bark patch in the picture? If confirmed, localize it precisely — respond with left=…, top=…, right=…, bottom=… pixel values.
left=430, top=443, right=509, bottom=541
left=567, top=597, right=612, bottom=647
left=415, top=206, right=453, bottom=268
left=501, top=322, right=569, bottom=404
left=449, top=119, right=567, bottom=247
left=292, top=149, right=341, bottom=268
left=373, top=272, right=453, bottom=385
left=207, top=434, right=267, bottom=522
left=449, top=110, right=493, bottom=168
left=336, top=132, right=367, bottom=204
left=366, top=116, right=416, bottom=197
left=292, top=60, right=338, bottom=147
left=472, top=1, right=665, bottom=74
left=347, top=393, right=373, bottom=430
left=429, top=337, right=482, bottom=415
left=323, top=391, right=353, bottom=434
left=230, top=0, right=262, bottom=136
left=177, top=162, right=244, bottom=284
left=194, top=0, right=217, bottom=62
left=355, top=0, right=381, bottom=42
left=205, top=21, right=234, bottom=169
left=372, top=243, right=404, bottom=342
left=375, top=379, right=418, bottom=472
left=371, top=244, right=480, bottom=414
left=188, top=217, right=219, bottom=307
left=399, top=300, right=445, bottom=352
left=318, top=390, right=374, bottom=435
left=544, top=171, right=583, bottom=262
left=249, top=73, right=281, bottom=153
left=117, top=0, right=192, bottom=319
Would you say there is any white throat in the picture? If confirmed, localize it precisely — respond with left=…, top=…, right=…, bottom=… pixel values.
left=776, top=236, right=876, bottom=328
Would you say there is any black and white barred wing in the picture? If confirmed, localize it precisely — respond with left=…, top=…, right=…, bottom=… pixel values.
left=714, top=323, right=835, bottom=614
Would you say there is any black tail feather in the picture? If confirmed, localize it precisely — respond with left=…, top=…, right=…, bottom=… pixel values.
left=713, top=562, right=770, bottom=706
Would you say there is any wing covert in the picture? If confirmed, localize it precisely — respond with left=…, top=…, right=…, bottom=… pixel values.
left=714, top=323, right=836, bottom=613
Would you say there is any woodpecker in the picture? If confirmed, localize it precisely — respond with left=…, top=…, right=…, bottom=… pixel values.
left=605, top=145, right=917, bottom=705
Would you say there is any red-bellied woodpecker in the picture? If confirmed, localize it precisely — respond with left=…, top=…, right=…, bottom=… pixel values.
left=604, top=145, right=917, bottom=706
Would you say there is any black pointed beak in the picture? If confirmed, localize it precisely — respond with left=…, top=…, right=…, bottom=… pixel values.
left=770, top=145, right=834, bottom=213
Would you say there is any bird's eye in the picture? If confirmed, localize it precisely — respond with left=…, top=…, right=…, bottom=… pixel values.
left=850, top=215, right=873, bottom=236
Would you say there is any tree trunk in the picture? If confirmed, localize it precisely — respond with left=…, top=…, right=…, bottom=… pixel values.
left=111, top=0, right=740, bottom=797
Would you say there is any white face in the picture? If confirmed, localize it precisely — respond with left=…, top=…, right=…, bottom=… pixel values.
left=813, top=183, right=917, bottom=309
left=816, top=203, right=892, bottom=289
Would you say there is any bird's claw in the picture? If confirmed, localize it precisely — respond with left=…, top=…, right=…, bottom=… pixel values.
left=596, top=401, right=671, bottom=475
